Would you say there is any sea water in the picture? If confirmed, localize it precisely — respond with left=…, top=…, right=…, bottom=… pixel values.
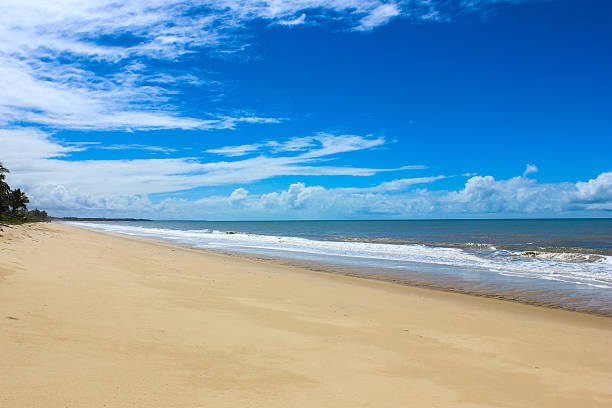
left=68, top=219, right=612, bottom=315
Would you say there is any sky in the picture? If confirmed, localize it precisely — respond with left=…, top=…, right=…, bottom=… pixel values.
left=1, top=0, right=611, bottom=220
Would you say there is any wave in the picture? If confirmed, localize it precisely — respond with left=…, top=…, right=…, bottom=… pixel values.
left=521, top=251, right=609, bottom=263
left=293, top=236, right=611, bottom=257
left=67, top=221, right=612, bottom=289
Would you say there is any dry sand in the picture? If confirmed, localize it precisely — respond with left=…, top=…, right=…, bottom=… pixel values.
left=1, top=222, right=611, bottom=407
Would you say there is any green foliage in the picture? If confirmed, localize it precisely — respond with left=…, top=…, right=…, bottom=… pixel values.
left=26, top=208, right=49, bottom=222
left=0, top=162, right=47, bottom=223
left=0, top=162, right=10, bottom=216
left=0, top=192, right=8, bottom=215
left=0, top=214, right=29, bottom=225
left=9, top=188, right=29, bottom=216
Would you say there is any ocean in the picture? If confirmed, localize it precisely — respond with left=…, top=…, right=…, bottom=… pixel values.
left=68, top=219, right=612, bottom=315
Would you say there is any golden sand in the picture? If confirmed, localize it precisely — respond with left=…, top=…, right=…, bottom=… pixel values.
left=1, top=223, right=611, bottom=407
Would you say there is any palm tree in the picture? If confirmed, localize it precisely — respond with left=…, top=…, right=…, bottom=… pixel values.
left=9, top=188, right=29, bottom=216
left=0, top=162, right=9, bottom=215
left=0, top=161, right=8, bottom=188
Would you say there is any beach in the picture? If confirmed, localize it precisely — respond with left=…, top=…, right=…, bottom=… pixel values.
left=68, top=219, right=612, bottom=315
left=1, top=223, right=611, bottom=407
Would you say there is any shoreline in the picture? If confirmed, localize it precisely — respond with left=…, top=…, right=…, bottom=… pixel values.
left=66, top=221, right=612, bottom=318
left=2, top=222, right=611, bottom=407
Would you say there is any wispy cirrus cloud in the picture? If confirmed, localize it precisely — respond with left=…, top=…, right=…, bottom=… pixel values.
left=276, top=13, right=307, bottom=26
left=356, top=3, right=401, bottom=31
left=0, top=0, right=536, bottom=132
left=96, top=144, right=178, bottom=154
left=0, top=56, right=279, bottom=131
left=206, top=144, right=263, bottom=157
left=206, top=133, right=390, bottom=158
left=0, top=129, right=414, bottom=198
left=339, top=175, right=447, bottom=193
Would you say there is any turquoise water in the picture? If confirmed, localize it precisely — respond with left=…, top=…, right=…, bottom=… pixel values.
left=69, top=219, right=612, bottom=315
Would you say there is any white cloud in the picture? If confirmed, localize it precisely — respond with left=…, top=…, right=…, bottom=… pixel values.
left=206, top=143, right=262, bottom=157
left=356, top=4, right=401, bottom=31
left=0, top=128, right=85, bottom=159
left=228, top=187, right=250, bottom=206
left=276, top=13, right=307, bottom=26
left=420, top=10, right=440, bottom=20
left=20, top=169, right=612, bottom=219
left=188, top=172, right=612, bottom=219
left=159, top=171, right=609, bottom=219
left=574, top=172, right=612, bottom=209
left=5, top=129, right=609, bottom=219
left=523, top=163, right=538, bottom=177
left=97, top=144, right=177, bottom=154
left=1, top=0, right=578, bottom=220
left=206, top=133, right=387, bottom=158
left=340, top=175, right=446, bottom=193
left=0, top=0, right=537, bottom=131
left=0, top=57, right=277, bottom=131
left=0, top=129, right=415, bottom=205
left=439, top=174, right=609, bottom=214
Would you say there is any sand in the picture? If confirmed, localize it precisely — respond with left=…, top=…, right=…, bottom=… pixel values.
left=1, top=222, right=611, bottom=407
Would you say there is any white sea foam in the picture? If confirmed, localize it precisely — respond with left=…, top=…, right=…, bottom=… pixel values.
left=68, top=222, right=612, bottom=289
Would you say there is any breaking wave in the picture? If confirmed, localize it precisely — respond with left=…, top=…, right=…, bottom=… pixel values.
left=68, top=221, right=612, bottom=290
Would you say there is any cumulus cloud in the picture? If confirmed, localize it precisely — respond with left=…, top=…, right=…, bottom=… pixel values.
left=168, top=172, right=607, bottom=219
left=24, top=173, right=612, bottom=219
left=573, top=172, right=612, bottom=209
left=4, top=128, right=609, bottom=219
left=7, top=128, right=609, bottom=220
left=228, top=187, right=250, bottom=207
left=186, top=172, right=612, bottom=219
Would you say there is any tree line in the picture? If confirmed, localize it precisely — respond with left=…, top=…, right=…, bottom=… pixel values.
left=0, top=161, right=48, bottom=222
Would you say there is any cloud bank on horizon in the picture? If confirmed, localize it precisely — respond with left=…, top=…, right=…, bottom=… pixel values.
left=1, top=0, right=611, bottom=219
left=2, top=129, right=610, bottom=219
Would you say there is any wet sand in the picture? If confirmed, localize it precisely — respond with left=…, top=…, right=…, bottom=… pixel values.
left=1, top=222, right=611, bottom=407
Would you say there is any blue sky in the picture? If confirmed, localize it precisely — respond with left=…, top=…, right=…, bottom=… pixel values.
left=1, top=0, right=611, bottom=219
